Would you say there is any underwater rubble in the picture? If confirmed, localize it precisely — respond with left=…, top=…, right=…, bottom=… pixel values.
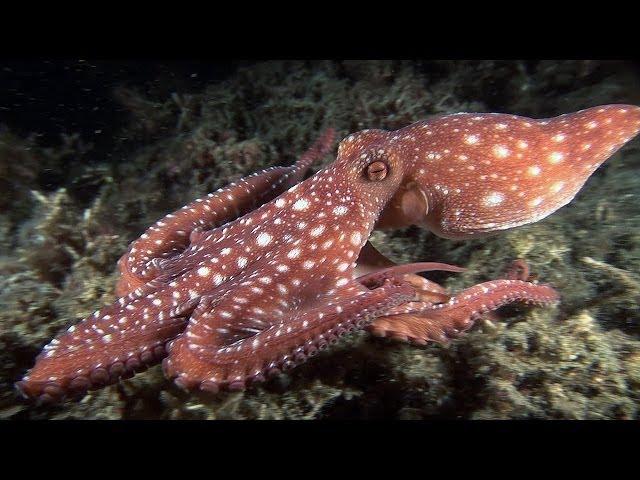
left=1, top=60, right=639, bottom=419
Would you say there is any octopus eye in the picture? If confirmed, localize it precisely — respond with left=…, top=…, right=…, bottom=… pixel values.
left=366, top=161, right=388, bottom=181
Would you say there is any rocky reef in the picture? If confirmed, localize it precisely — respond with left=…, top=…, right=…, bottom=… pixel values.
left=1, top=60, right=639, bottom=419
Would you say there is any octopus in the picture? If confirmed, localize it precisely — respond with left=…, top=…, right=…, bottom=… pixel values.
left=17, top=104, right=640, bottom=403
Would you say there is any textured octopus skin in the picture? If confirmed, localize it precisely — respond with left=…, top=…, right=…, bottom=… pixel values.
left=16, top=104, right=640, bottom=403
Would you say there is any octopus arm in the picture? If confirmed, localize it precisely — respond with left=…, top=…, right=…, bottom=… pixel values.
left=15, top=292, right=202, bottom=403
left=115, top=129, right=336, bottom=297
left=368, top=279, right=559, bottom=344
left=356, top=242, right=452, bottom=303
left=163, top=279, right=416, bottom=393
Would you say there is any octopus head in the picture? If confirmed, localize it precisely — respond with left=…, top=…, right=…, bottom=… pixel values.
left=332, top=129, right=409, bottom=219
left=335, top=129, right=433, bottom=232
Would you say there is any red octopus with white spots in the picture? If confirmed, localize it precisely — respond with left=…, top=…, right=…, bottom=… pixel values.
left=17, top=104, right=640, bottom=403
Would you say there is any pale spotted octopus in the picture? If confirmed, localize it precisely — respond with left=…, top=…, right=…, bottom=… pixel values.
left=17, top=104, right=640, bottom=403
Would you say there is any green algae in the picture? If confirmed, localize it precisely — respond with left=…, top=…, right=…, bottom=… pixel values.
left=1, top=60, right=639, bottom=419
